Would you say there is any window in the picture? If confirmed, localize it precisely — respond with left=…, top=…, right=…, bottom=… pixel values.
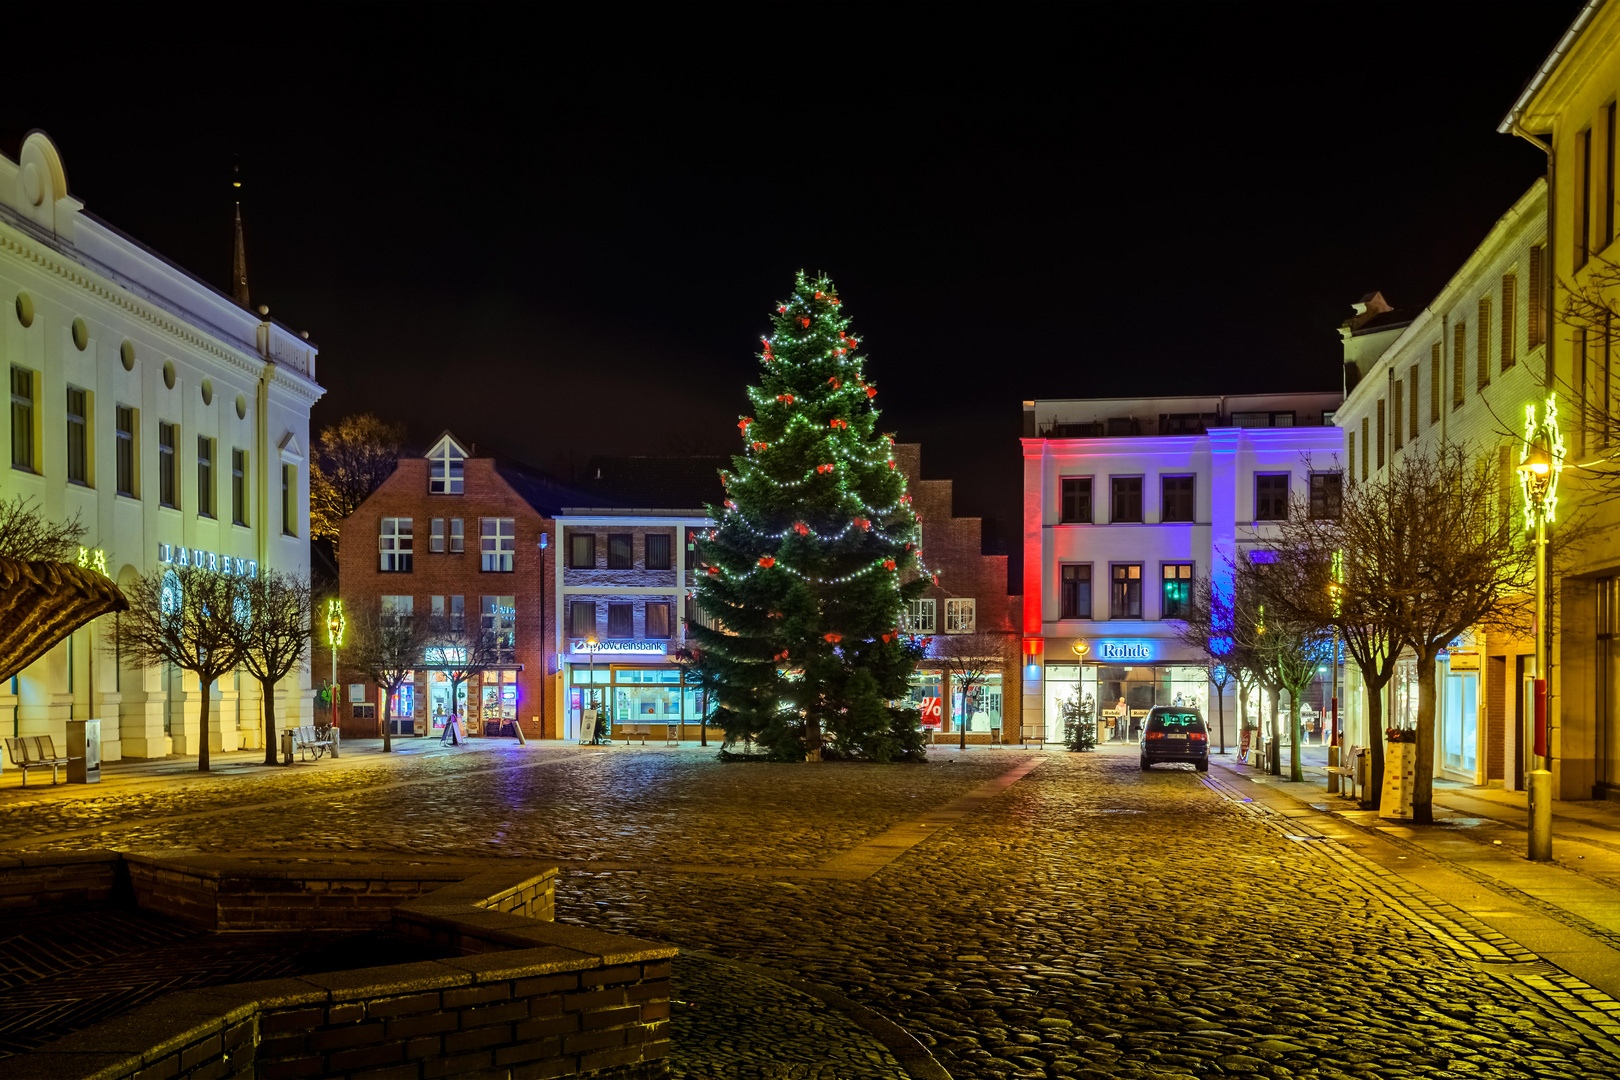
left=1309, top=473, right=1343, bottom=520
left=1060, top=477, right=1091, bottom=524
left=482, top=596, right=516, bottom=663
left=380, top=594, right=413, bottom=628
left=450, top=518, right=464, bottom=554
left=157, top=422, right=176, bottom=507
left=1477, top=296, right=1492, bottom=389
left=1110, top=476, right=1142, bottom=523
left=1579, top=126, right=1592, bottom=271
left=945, top=598, right=976, bottom=633
left=1393, top=380, right=1403, bottom=449
left=569, top=532, right=595, bottom=569
left=1255, top=473, right=1289, bottom=520
left=1502, top=274, right=1517, bottom=371
left=10, top=368, right=32, bottom=471
left=607, top=533, right=633, bottom=569
left=645, top=533, right=672, bottom=570
left=1110, top=564, right=1142, bottom=619
left=431, top=518, right=445, bottom=553
left=1160, top=475, right=1194, bottom=523
left=646, top=601, right=672, bottom=639
left=66, top=387, right=88, bottom=485
left=1409, top=363, right=1420, bottom=439
left=115, top=406, right=135, bottom=496
left=282, top=464, right=296, bottom=536
left=1161, top=563, right=1192, bottom=620
left=1060, top=564, right=1092, bottom=620
left=197, top=436, right=213, bottom=517
left=1529, top=244, right=1545, bottom=348
left=570, top=600, right=597, bottom=638
left=1375, top=400, right=1385, bottom=469
left=431, top=594, right=466, bottom=630
left=1348, top=432, right=1356, bottom=483
left=904, top=598, right=936, bottom=633
left=607, top=602, right=633, bottom=637
left=1360, top=417, right=1369, bottom=482
left=429, top=439, right=464, bottom=494
left=379, top=517, right=413, bottom=572
left=481, top=517, right=515, bottom=572
left=231, top=448, right=247, bottom=525
left=1607, top=104, right=1617, bottom=251
left=1430, top=344, right=1442, bottom=424
left=1452, top=322, right=1466, bottom=409
left=352, top=703, right=377, bottom=720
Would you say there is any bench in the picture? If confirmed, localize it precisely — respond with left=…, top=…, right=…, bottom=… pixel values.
left=625, top=723, right=652, bottom=745
left=4, top=736, right=72, bottom=786
left=1325, top=744, right=1365, bottom=800
left=1020, top=725, right=1047, bottom=750
left=292, top=725, right=334, bottom=762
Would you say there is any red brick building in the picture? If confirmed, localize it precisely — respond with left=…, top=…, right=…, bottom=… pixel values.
left=895, top=444, right=1023, bottom=742
left=337, top=433, right=569, bottom=740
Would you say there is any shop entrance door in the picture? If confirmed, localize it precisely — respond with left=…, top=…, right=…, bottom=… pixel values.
left=569, top=685, right=607, bottom=741
left=1441, top=669, right=1478, bottom=777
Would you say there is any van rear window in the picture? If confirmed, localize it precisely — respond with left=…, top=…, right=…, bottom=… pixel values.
left=1148, top=711, right=1204, bottom=732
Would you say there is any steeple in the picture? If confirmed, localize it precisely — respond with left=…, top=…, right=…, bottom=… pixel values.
left=231, top=162, right=249, bottom=308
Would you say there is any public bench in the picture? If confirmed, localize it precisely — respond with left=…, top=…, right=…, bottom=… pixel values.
left=626, top=723, right=652, bottom=745
left=3, top=735, right=72, bottom=787
left=1020, top=724, right=1047, bottom=749
left=1326, top=744, right=1365, bottom=801
left=292, top=726, right=334, bottom=762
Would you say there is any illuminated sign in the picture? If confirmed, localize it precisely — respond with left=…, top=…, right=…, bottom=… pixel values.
left=424, top=647, right=468, bottom=664
left=158, top=544, right=257, bottom=578
left=569, top=639, right=667, bottom=658
left=1097, top=640, right=1153, bottom=661
left=76, top=546, right=108, bottom=576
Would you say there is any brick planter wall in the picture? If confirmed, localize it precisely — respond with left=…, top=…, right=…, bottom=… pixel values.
left=0, top=851, right=121, bottom=916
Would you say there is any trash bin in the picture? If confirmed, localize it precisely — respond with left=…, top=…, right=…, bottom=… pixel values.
left=67, top=719, right=100, bottom=784
left=281, top=728, right=295, bottom=765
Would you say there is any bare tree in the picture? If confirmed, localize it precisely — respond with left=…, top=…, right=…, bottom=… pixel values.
left=1240, top=552, right=1338, bottom=782
left=108, top=568, right=249, bottom=772
left=930, top=630, right=1016, bottom=750
left=1174, top=577, right=1245, bottom=756
left=426, top=608, right=503, bottom=734
left=348, top=605, right=430, bottom=752
left=310, top=414, right=405, bottom=551
left=0, top=495, right=83, bottom=561
left=240, top=571, right=314, bottom=766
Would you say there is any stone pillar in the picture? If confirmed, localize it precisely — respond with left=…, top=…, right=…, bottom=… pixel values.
left=119, top=661, right=170, bottom=759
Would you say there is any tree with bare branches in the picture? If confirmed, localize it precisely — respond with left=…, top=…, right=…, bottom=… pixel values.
left=1236, top=554, right=1336, bottom=782
left=108, top=568, right=249, bottom=772
left=0, top=495, right=84, bottom=561
left=426, top=608, right=503, bottom=736
left=310, top=414, right=406, bottom=551
left=240, top=571, right=314, bottom=766
left=930, top=630, right=1016, bottom=750
left=349, top=606, right=430, bottom=752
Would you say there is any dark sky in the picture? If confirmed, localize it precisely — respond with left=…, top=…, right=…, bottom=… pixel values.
left=0, top=3, right=1582, bottom=591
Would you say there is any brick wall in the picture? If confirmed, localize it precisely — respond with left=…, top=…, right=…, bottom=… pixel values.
left=0, top=851, right=121, bottom=916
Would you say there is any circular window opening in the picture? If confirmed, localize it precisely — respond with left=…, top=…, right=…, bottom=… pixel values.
left=235, top=394, right=248, bottom=420
left=71, top=317, right=88, bottom=351
left=200, top=379, right=213, bottom=406
left=14, top=293, right=33, bottom=328
left=120, top=341, right=135, bottom=371
left=162, top=360, right=176, bottom=390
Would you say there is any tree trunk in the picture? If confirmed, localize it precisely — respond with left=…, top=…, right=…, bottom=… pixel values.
left=197, top=680, right=212, bottom=772
left=1414, top=650, right=1439, bottom=824
left=1215, top=681, right=1227, bottom=754
left=1268, top=686, right=1282, bottom=776
left=1365, top=671, right=1387, bottom=810
left=1288, top=687, right=1305, bottom=782
left=382, top=687, right=393, bottom=753
left=959, top=677, right=970, bottom=750
left=805, top=711, right=822, bottom=762
left=261, top=676, right=278, bottom=766
left=1237, top=680, right=1249, bottom=756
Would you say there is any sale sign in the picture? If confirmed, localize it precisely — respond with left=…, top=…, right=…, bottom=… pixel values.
left=920, top=697, right=944, bottom=728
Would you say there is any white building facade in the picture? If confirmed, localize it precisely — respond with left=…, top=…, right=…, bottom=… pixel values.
left=1020, top=393, right=1343, bottom=744
left=0, top=132, right=322, bottom=762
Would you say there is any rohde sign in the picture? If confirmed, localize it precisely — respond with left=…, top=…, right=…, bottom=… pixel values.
left=569, top=639, right=667, bottom=658
left=1097, top=640, right=1154, bottom=661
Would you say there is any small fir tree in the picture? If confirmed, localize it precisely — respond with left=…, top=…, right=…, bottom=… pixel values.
left=689, top=272, right=930, bottom=762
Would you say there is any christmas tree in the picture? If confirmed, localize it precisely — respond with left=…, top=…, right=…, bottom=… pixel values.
left=687, top=272, right=930, bottom=762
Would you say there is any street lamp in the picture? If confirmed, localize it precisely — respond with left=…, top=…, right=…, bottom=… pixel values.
left=584, top=636, right=604, bottom=744
left=325, top=599, right=345, bottom=734
left=1517, top=395, right=1565, bottom=863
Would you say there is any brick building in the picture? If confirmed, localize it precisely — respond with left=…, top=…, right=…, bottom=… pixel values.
left=895, top=444, right=1023, bottom=742
left=337, top=433, right=571, bottom=740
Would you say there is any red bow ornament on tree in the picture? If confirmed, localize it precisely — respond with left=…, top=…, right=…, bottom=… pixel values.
left=823, top=632, right=842, bottom=644
left=883, top=559, right=897, bottom=571
left=887, top=460, right=897, bottom=469
left=866, top=386, right=878, bottom=398
left=738, top=417, right=753, bottom=433
left=854, top=518, right=870, bottom=531
left=793, top=522, right=809, bottom=536
left=814, top=291, right=824, bottom=299
left=751, top=442, right=768, bottom=452
left=707, top=566, right=720, bottom=575
left=800, top=317, right=811, bottom=328
left=774, top=650, right=790, bottom=661
left=758, top=556, right=775, bottom=568
left=775, top=394, right=794, bottom=404
left=881, top=633, right=894, bottom=643
left=816, top=464, right=835, bottom=474
left=827, top=376, right=843, bottom=389
left=830, top=419, right=848, bottom=430
left=777, top=305, right=786, bottom=314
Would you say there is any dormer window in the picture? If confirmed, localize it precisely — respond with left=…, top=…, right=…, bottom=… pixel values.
left=426, top=433, right=468, bottom=495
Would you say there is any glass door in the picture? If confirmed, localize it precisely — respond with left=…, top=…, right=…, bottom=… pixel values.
left=1441, top=669, right=1478, bottom=775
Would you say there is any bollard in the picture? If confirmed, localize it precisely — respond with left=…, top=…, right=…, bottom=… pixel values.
left=1529, top=769, right=1553, bottom=861
left=1326, top=744, right=1341, bottom=795
left=330, top=728, right=341, bottom=759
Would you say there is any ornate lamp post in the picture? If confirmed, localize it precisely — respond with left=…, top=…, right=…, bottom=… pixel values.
left=1327, top=550, right=1344, bottom=793
left=1517, top=395, right=1564, bottom=862
left=325, top=599, right=345, bottom=731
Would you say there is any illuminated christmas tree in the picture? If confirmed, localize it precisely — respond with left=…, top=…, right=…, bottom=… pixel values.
left=687, top=272, right=930, bottom=762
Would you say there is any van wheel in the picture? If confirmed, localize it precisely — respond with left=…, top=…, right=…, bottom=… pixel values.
left=1140, top=758, right=1151, bottom=771
left=1196, top=760, right=1209, bottom=772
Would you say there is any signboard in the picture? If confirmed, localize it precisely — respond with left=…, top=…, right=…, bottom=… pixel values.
left=1097, top=640, right=1154, bottom=662
left=158, top=543, right=257, bottom=579
left=1447, top=651, right=1481, bottom=671
left=568, top=639, right=667, bottom=658
left=919, top=697, right=944, bottom=728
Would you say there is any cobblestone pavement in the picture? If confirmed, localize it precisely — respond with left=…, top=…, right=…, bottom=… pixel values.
left=8, top=743, right=1620, bottom=1077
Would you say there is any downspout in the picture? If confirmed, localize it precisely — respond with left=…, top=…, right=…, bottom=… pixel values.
left=257, top=363, right=273, bottom=572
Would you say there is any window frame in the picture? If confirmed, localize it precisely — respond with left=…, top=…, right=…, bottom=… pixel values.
left=569, top=600, right=597, bottom=639
left=646, top=601, right=673, bottom=639
left=429, top=440, right=465, bottom=495
left=450, top=517, right=464, bottom=554
left=568, top=532, right=596, bottom=569
left=1159, top=474, right=1195, bottom=523
left=115, top=405, right=136, bottom=497
left=481, top=517, right=515, bottom=572
left=645, top=533, right=673, bottom=570
left=157, top=421, right=177, bottom=508
left=606, top=601, right=634, bottom=638
left=431, top=517, right=445, bottom=553
left=1309, top=472, right=1343, bottom=520
left=231, top=447, right=247, bottom=526
left=1160, top=562, right=1193, bottom=620
left=379, top=517, right=414, bottom=573
left=904, top=598, right=936, bottom=633
left=196, top=436, right=214, bottom=518
left=607, top=533, right=634, bottom=569
left=1254, top=472, right=1289, bottom=522
left=1059, top=477, right=1092, bottom=524
left=66, top=386, right=89, bottom=486
left=1109, top=563, right=1143, bottom=619
left=1061, top=563, right=1092, bottom=620
left=1109, top=475, right=1143, bottom=524
left=944, top=598, right=976, bottom=634
left=282, top=464, right=297, bottom=537
left=10, top=367, right=33, bottom=473
left=481, top=595, right=516, bottom=664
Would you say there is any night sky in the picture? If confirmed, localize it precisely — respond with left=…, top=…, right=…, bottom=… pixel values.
left=0, top=4, right=1582, bottom=589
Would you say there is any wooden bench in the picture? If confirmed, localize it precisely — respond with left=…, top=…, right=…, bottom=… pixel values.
left=4, top=735, right=72, bottom=787
left=1020, top=725, right=1047, bottom=750
left=1325, top=744, right=1365, bottom=800
left=292, top=725, right=334, bottom=762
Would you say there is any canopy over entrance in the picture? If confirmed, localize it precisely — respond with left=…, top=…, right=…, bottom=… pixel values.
left=0, top=559, right=127, bottom=684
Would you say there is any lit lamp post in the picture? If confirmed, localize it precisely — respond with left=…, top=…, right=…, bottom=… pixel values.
left=584, top=636, right=603, bottom=744
left=1327, top=550, right=1343, bottom=793
left=1517, top=395, right=1564, bottom=863
left=325, top=599, right=345, bottom=755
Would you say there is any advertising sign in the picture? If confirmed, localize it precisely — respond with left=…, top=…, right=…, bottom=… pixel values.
left=919, top=697, right=944, bottom=728
left=569, top=639, right=667, bottom=658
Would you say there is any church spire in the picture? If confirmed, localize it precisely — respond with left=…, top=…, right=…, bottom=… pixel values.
left=231, top=163, right=249, bottom=308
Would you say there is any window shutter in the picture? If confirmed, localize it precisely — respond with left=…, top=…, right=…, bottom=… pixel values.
left=1393, top=381, right=1403, bottom=448
left=1410, top=363, right=1420, bottom=438
left=1477, top=297, right=1491, bottom=388
left=1529, top=245, right=1544, bottom=348
left=1430, top=343, right=1442, bottom=423
left=1348, top=431, right=1356, bottom=483
left=1360, top=417, right=1370, bottom=480
left=1453, top=322, right=1467, bottom=408
left=1501, top=274, right=1517, bottom=370
left=1376, top=399, right=1385, bottom=469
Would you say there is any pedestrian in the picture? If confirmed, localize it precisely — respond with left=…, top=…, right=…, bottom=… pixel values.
left=1115, top=697, right=1127, bottom=742
left=1239, top=713, right=1254, bottom=763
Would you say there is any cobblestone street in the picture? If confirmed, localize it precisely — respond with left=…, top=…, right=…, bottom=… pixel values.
left=6, top=742, right=1620, bottom=1078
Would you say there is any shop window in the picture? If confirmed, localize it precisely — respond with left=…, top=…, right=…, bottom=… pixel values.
left=159, top=422, right=179, bottom=507
left=115, top=406, right=135, bottom=496
left=67, top=387, right=89, bottom=486
left=1161, top=562, right=1192, bottom=619
left=1160, top=475, right=1194, bottom=523
left=231, top=448, right=248, bottom=525
left=481, top=517, right=515, bottom=572
left=1309, top=473, right=1342, bottom=520
left=607, top=602, right=633, bottom=637
left=1110, top=477, right=1142, bottom=523
left=429, top=437, right=465, bottom=494
left=646, top=533, right=672, bottom=570
left=607, top=533, right=633, bottom=569
left=197, top=436, right=214, bottom=517
left=380, top=595, right=413, bottom=629
left=431, top=518, right=445, bottom=553
left=1060, top=477, right=1091, bottom=523
left=482, top=595, right=516, bottom=663
left=570, top=600, right=597, bottom=638
left=1110, top=563, right=1142, bottom=619
left=379, top=517, right=413, bottom=572
left=569, top=532, right=595, bottom=569
left=1061, top=564, right=1092, bottom=619
left=10, top=367, right=32, bottom=472
left=904, top=598, right=936, bottom=633
left=945, top=598, right=976, bottom=633
left=1254, top=473, right=1289, bottom=521
left=646, top=601, right=672, bottom=639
